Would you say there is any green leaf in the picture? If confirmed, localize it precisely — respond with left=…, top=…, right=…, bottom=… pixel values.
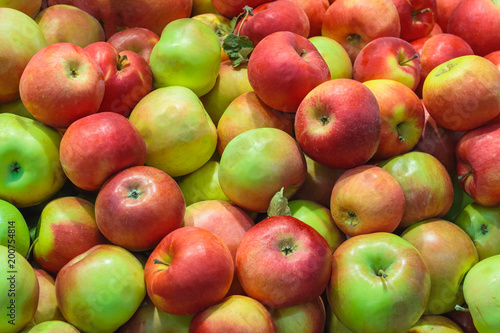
left=222, top=33, right=254, bottom=68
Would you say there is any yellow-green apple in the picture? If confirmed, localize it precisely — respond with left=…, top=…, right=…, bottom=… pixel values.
left=34, top=5, right=105, bottom=47
left=485, top=50, right=500, bottom=71
left=20, top=321, right=79, bottom=333
left=0, top=245, right=39, bottom=333
left=118, top=296, right=193, bottom=333
left=191, top=13, right=232, bottom=62
left=106, top=27, right=160, bottom=64
left=192, top=0, right=219, bottom=15
left=456, top=123, right=500, bottom=206
left=84, top=42, right=152, bottom=117
left=189, top=295, right=275, bottom=332
left=150, top=18, right=221, bottom=97
left=0, top=7, right=46, bottom=103
left=291, top=155, right=345, bottom=208
left=442, top=176, right=474, bottom=222
left=200, top=60, right=253, bottom=125
left=447, top=0, right=500, bottom=56
left=211, top=0, right=269, bottom=18
left=60, top=112, right=147, bottom=191
left=235, top=1, right=310, bottom=46
left=183, top=200, right=255, bottom=295
left=308, top=36, right=353, bottom=80
left=294, top=79, right=381, bottom=169
left=330, top=165, right=405, bottom=237
left=288, top=199, right=346, bottom=253
left=462, top=254, right=500, bottom=332
left=218, top=128, right=306, bottom=212
left=0, top=199, right=30, bottom=257
left=328, top=232, right=431, bottom=333
left=423, top=56, right=500, bottom=131
left=235, top=215, right=332, bottom=308
left=0, top=99, right=36, bottom=120
left=95, top=166, right=185, bottom=252
left=379, top=151, right=454, bottom=228
left=128, top=86, right=217, bottom=177
left=268, top=296, right=326, bottom=333
left=390, top=0, right=438, bottom=42
left=33, top=269, right=64, bottom=324
left=33, top=196, right=107, bottom=274
left=55, top=244, right=146, bottom=333
left=48, top=0, right=192, bottom=37
left=0, top=0, right=41, bottom=17
left=326, top=306, right=354, bottom=333
left=321, top=0, right=401, bottom=62
left=435, top=0, right=461, bottom=32
left=401, top=219, right=479, bottom=315
left=445, top=309, right=478, bottom=333
left=364, top=79, right=424, bottom=159
left=19, top=43, right=105, bottom=129
left=144, top=227, right=234, bottom=315
left=407, top=316, right=464, bottom=332
left=285, top=0, right=329, bottom=37
left=216, top=91, right=294, bottom=154
left=353, top=37, right=422, bottom=91
left=247, top=31, right=330, bottom=113
left=454, top=203, right=500, bottom=261
left=0, top=113, right=66, bottom=208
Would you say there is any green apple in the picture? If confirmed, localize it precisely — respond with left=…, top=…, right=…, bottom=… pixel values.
left=268, top=296, right=326, bottom=333
left=0, top=199, right=30, bottom=257
left=326, top=305, right=354, bottom=333
left=20, top=320, right=79, bottom=333
left=309, top=36, right=353, bottom=80
left=0, top=113, right=66, bottom=208
left=407, top=316, right=464, bottom=332
left=150, top=18, right=221, bottom=97
left=0, top=99, right=36, bottom=120
left=0, top=0, right=41, bottom=18
left=191, top=0, right=219, bottom=15
left=33, top=269, right=64, bottom=324
left=442, top=175, right=474, bottom=221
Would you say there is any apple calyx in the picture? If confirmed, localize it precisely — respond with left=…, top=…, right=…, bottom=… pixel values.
left=347, top=34, right=361, bottom=46
left=222, top=6, right=255, bottom=68
left=399, top=54, right=418, bottom=66
left=377, top=269, right=388, bottom=279
left=281, top=244, right=298, bottom=256
left=347, top=211, right=359, bottom=226
left=267, top=187, right=292, bottom=217
left=481, top=224, right=489, bottom=235
left=458, top=170, right=473, bottom=181
left=116, top=54, right=128, bottom=71
left=128, top=188, right=142, bottom=200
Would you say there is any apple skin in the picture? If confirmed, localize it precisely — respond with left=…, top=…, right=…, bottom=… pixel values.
left=435, top=0, right=461, bottom=33
left=353, top=37, right=422, bottom=91
left=0, top=0, right=42, bottom=17
left=106, top=27, right=160, bottom=64
left=391, top=0, right=438, bottom=42
left=328, top=232, right=431, bottom=333
left=444, top=308, right=479, bottom=333
left=0, top=245, right=39, bottom=333
left=308, top=36, right=353, bottom=80
left=456, top=123, right=500, bottom=206
left=268, top=296, right=326, bottom=333
left=294, top=79, right=381, bottom=170
left=19, top=43, right=105, bottom=129
left=192, top=0, right=219, bottom=16
left=33, top=269, right=65, bottom=324
left=128, top=86, right=217, bottom=178
left=218, top=128, right=307, bottom=213
left=0, top=99, right=36, bottom=120
left=285, top=0, right=329, bottom=37
left=144, top=226, right=234, bottom=316
left=325, top=305, right=354, bottom=333
left=485, top=50, right=500, bottom=71
left=0, top=199, right=30, bottom=257
left=59, top=112, right=147, bottom=191
left=20, top=321, right=80, bottom=332
left=84, top=42, right=152, bottom=117
left=364, top=79, right=425, bottom=159
left=235, top=215, right=332, bottom=308
left=211, top=0, right=270, bottom=18
left=0, top=7, right=47, bottom=103
left=247, top=31, right=330, bottom=113
left=191, top=13, right=232, bottom=62
left=379, top=151, right=454, bottom=228
left=401, top=219, right=479, bottom=315
left=447, top=0, right=500, bottom=56
left=0, top=113, right=66, bottom=208
left=95, top=166, right=185, bottom=252
left=34, top=4, right=105, bottom=48
left=330, top=165, right=405, bottom=237
left=321, top=0, right=401, bottom=62
left=55, top=244, right=146, bottom=333
left=407, top=315, right=464, bottom=332
left=189, top=295, right=276, bottom=333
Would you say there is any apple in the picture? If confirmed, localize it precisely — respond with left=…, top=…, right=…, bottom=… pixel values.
left=325, top=305, right=354, bottom=333
left=0, top=113, right=66, bottom=208
left=429, top=22, right=443, bottom=35
left=442, top=176, right=474, bottom=222
left=247, top=31, right=330, bottom=113
left=445, top=308, right=479, bottom=333
left=401, top=219, right=479, bottom=315
left=363, top=79, right=425, bottom=159
left=149, top=18, right=221, bottom=97
left=321, top=0, right=401, bottom=62
left=59, top=112, right=147, bottom=191
left=0, top=245, right=39, bottom=333
left=191, top=0, right=219, bottom=16
left=285, top=0, right=329, bottom=37
left=0, top=7, right=46, bottom=103
left=106, top=27, right=160, bottom=64
left=353, top=37, right=422, bottom=91
left=20, top=321, right=79, bottom=332
left=407, top=316, right=464, bottom=332
left=330, top=165, right=405, bottom=237
left=34, top=4, right=105, bottom=48
left=144, top=226, right=234, bottom=315
left=235, top=215, right=332, bottom=308
left=435, top=0, right=461, bottom=33
left=0, top=99, right=36, bottom=120
left=95, top=166, right=185, bottom=252
left=218, top=128, right=307, bottom=213
left=19, top=43, right=105, bottom=129
left=0, top=0, right=42, bottom=17
left=191, top=13, right=232, bottom=62
left=328, top=232, right=431, bottom=333
left=390, top=0, right=438, bottom=42
left=294, top=79, right=381, bottom=170
left=84, top=42, right=153, bottom=117
left=128, top=86, right=217, bottom=178
left=485, top=50, right=500, bottom=71
left=55, top=244, right=146, bottom=333
left=216, top=91, right=294, bottom=154
left=33, top=269, right=64, bottom=324
left=268, top=296, right=326, bottom=333
left=211, top=0, right=270, bottom=18
left=308, top=36, right=353, bottom=80
left=456, top=123, right=500, bottom=206
left=0, top=199, right=30, bottom=257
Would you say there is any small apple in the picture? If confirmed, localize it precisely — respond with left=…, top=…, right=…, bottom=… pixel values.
left=0, top=0, right=42, bottom=17
left=0, top=199, right=30, bottom=257
left=268, top=296, right=326, bottom=333
left=407, top=315, right=464, bottom=332
left=308, top=36, right=353, bottom=80
left=390, top=0, right=438, bottom=42
left=106, top=27, right=160, bottom=64
left=33, top=269, right=65, bottom=324
left=20, top=321, right=79, bottom=332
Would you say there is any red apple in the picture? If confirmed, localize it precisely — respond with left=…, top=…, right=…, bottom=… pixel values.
left=268, top=296, right=326, bottom=333
left=435, top=0, right=461, bottom=33
left=445, top=308, right=479, bottom=333
left=390, top=0, right=438, bottom=42
left=106, top=27, right=160, bottom=64
left=247, top=31, right=330, bottom=113
left=211, top=0, right=270, bottom=18
left=284, top=0, right=329, bottom=37
left=485, top=50, right=500, bottom=71
left=33, top=268, right=65, bottom=324
left=428, top=22, right=443, bottom=35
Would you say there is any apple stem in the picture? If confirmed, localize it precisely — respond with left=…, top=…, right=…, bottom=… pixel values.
left=378, top=269, right=388, bottom=278
left=417, top=8, right=431, bottom=14
left=235, top=6, right=254, bottom=36
left=396, top=125, right=406, bottom=142
left=24, top=238, right=38, bottom=261
left=455, top=304, right=470, bottom=312
left=153, top=259, right=168, bottom=266
left=458, top=170, right=473, bottom=181
left=117, top=54, right=128, bottom=71
left=399, top=54, right=418, bottom=66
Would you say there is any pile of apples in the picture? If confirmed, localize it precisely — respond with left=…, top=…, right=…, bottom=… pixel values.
left=1, top=0, right=500, bottom=332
